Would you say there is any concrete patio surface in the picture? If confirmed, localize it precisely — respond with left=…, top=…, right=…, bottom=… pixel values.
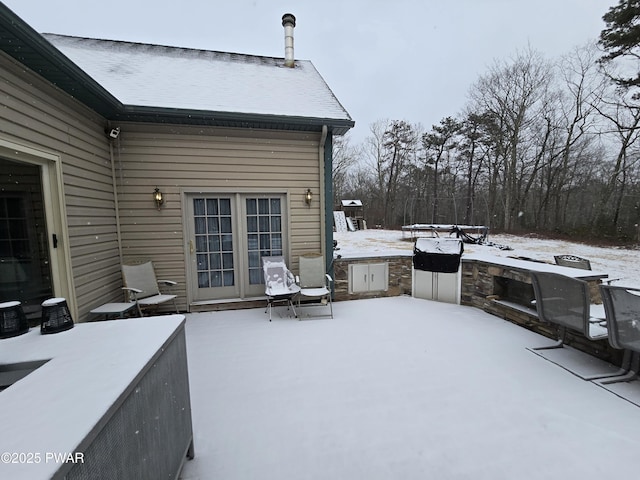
left=179, top=296, right=640, bottom=480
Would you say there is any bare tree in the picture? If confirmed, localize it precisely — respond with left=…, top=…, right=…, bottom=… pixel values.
left=469, top=47, right=554, bottom=230
left=332, top=133, right=360, bottom=208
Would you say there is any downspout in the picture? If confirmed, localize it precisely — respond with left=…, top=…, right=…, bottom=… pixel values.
left=319, top=125, right=331, bottom=276
left=108, top=124, right=123, bottom=264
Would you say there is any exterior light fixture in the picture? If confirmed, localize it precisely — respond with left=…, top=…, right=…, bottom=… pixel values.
left=304, top=188, right=312, bottom=207
left=153, top=187, right=164, bottom=210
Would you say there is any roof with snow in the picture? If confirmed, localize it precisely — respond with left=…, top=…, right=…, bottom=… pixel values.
left=341, top=200, right=363, bottom=207
left=0, top=4, right=354, bottom=134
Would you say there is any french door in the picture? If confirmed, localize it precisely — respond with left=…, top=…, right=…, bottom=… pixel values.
left=187, top=193, right=287, bottom=302
left=0, top=158, right=54, bottom=320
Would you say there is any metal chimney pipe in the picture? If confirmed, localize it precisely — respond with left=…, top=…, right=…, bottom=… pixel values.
left=282, top=13, right=296, bottom=67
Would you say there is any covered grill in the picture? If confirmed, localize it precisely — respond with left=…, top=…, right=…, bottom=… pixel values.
left=413, top=238, right=464, bottom=274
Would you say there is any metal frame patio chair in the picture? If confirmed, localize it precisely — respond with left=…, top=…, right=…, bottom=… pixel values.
left=262, top=256, right=300, bottom=321
left=296, top=253, right=333, bottom=319
left=528, top=271, right=626, bottom=380
left=596, top=285, right=640, bottom=406
left=121, top=261, right=178, bottom=316
left=554, top=255, right=592, bottom=270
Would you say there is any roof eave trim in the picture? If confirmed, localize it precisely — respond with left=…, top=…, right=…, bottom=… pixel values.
left=0, top=4, right=123, bottom=114
left=114, top=106, right=355, bottom=134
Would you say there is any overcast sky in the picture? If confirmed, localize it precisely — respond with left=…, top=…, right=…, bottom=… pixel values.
left=3, top=0, right=616, bottom=144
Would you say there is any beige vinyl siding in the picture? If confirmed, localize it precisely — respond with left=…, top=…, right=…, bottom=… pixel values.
left=115, top=123, right=324, bottom=307
left=0, top=51, right=121, bottom=321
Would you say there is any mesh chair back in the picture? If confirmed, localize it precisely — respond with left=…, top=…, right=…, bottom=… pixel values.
left=554, top=255, right=592, bottom=270
left=600, top=285, right=640, bottom=352
left=530, top=271, right=589, bottom=335
left=262, top=256, right=295, bottom=295
left=298, top=254, right=326, bottom=289
left=122, top=262, right=160, bottom=300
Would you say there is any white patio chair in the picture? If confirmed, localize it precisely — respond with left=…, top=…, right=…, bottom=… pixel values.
left=528, top=271, right=626, bottom=380
left=296, top=253, right=333, bottom=319
left=262, top=256, right=300, bottom=321
left=121, top=261, right=178, bottom=316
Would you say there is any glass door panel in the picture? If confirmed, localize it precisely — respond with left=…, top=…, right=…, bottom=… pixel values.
left=244, top=196, right=285, bottom=297
left=0, top=159, right=53, bottom=322
left=190, top=197, right=238, bottom=300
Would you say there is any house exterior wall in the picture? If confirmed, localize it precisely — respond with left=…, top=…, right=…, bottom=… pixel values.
left=0, top=51, right=122, bottom=321
left=113, top=123, right=325, bottom=310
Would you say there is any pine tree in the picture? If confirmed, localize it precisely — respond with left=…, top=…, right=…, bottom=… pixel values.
left=599, top=0, right=640, bottom=89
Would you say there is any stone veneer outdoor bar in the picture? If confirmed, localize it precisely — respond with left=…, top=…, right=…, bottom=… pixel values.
left=460, top=253, right=625, bottom=366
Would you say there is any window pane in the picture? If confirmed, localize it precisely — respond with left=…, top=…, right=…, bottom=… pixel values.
left=272, top=234, right=282, bottom=251
left=222, top=234, right=233, bottom=251
left=247, top=216, right=257, bottom=232
left=223, top=252, right=234, bottom=269
left=208, top=235, right=220, bottom=252
left=195, top=235, right=207, bottom=253
left=248, top=234, right=259, bottom=250
left=198, top=272, right=209, bottom=288
left=219, top=199, right=231, bottom=215
left=197, top=254, right=208, bottom=270
left=210, top=253, right=221, bottom=270
left=206, top=199, right=218, bottom=215
left=194, top=198, right=205, bottom=216
left=223, top=271, right=234, bottom=286
left=270, top=199, right=281, bottom=214
left=249, top=268, right=262, bottom=285
left=260, top=234, right=270, bottom=249
left=248, top=251, right=260, bottom=268
left=220, top=216, right=232, bottom=233
left=194, top=217, right=206, bottom=235
left=258, top=198, right=269, bottom=214
left=259, top=216, right=270, bottom=232
left=207, top=217, right=220, bottom=234
left=210, top=271, right=222, bottom=287
left=246, top=198, right=257, bottom=215
left=271, top=216, right=281, bottom=232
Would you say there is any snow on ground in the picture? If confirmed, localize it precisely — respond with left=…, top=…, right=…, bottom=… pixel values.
left=178, top=230, right=640, bottom=479
left=334, top=229, right=640, bottom=288
left=180, top=297, right=640, bottom=480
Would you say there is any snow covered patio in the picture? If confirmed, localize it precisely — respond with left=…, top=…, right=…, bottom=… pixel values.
left=179, top=296, right=640, bottom=480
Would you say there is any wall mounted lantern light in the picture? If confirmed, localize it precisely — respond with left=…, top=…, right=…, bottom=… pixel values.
left=153, top=187, right=164, bottom=210
left=304, top=188, right=313, bottom=207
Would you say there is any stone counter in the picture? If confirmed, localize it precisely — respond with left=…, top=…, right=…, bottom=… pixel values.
left=333, top=255, right=412, bottom=301
left=0, top=315, right=193, bottom=480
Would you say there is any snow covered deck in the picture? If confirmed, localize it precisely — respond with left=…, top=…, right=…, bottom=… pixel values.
left=180, top=297, right=640, bottom=479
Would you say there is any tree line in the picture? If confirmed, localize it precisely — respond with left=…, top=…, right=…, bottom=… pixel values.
left=333, top=1, right=640, bottom=242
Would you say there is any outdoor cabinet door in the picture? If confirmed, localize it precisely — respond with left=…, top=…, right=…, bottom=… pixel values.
left=368, top=263, right=388, bottom=292
left=349, top=263, right=388, bottom=293
left=349, top=264, right=369, bottom=293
